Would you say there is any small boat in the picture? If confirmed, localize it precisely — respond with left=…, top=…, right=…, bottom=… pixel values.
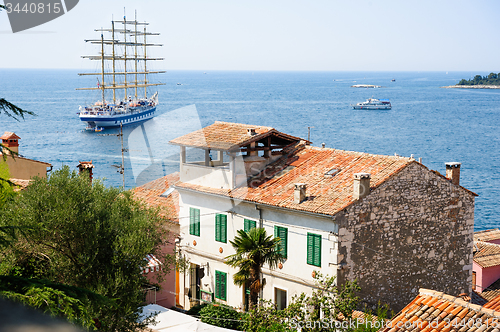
left=85, top=125, right=104, bottom=132
left=77, top=12, right=165, bottom=128
left=352, top=98, right=392, bottom=110
left=391, top=79, right=396, bottom=82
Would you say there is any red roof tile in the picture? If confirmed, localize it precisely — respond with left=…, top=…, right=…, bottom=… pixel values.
left=475, top=229, right=500, bottom=243
left=380, top=289, right=500, bottom=332
left=131, top=172, right=180, bottom=223
left=474, top=241, right=500, bottom=268
left=0, top=132, right=20, bottom=140
left=169, top=121, right=304, bottom=151
left=176, top=143, right=416, bottom=216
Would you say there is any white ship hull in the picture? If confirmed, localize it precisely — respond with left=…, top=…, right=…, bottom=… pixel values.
left=79, top=105, right=156, bottom=127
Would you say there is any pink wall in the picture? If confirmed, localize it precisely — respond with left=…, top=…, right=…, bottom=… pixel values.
left=145, top=231, right=178, bottom=308
left=474, top=261, right=500, bottom=293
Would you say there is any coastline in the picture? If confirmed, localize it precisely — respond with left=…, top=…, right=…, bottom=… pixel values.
left=441, top=85, right=500, bottom=89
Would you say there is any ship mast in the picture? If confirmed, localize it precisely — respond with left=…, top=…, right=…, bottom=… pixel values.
left=111, top=20, right=116, bottom=103
left=78, top=13, right=166, bottom=96
left=100, top=32, right=105, bottom=105
left=123, top=14, right=128, bottom=101
left=134, top=10, right=138, bottom=100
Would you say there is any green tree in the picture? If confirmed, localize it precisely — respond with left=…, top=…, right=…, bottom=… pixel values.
left=225, top=228, right=284, bottom=308
left=1, top=166, right=171, bottom=331
left=199, top=303, right=243, bottom=330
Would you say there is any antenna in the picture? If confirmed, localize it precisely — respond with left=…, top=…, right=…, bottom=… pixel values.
left=98, top=122, right=127, bottom=188
left=307, top=126, right=315, bottom=142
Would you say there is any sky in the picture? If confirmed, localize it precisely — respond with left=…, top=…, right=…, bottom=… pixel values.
left=1, top=0, right=499, bottom=71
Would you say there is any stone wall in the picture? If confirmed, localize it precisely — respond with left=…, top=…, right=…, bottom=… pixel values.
left=336, top=162, right=475, bottom=312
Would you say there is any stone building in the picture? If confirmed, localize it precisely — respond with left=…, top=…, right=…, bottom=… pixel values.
left=170, top=121, right=476, bottom=312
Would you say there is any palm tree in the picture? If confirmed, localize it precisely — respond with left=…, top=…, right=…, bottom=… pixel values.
left=225, top=227, right=285, bottom=308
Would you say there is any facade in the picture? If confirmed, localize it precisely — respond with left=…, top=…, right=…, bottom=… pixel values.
left=132, top=173, right=180, bottom=308
left=0, top=131, right=52, bottom=184
left=171, top=121, right=476, bottom=312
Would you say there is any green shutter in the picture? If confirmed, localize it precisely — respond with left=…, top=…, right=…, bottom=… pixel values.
left=221, top=215, right=227, bottom=243
left=215, top=271, right=227, bottom=301
left=244, top=219, right=256, bottom=232
left=190, top=208, right=200, bottom=236
left=215, top=214, right=221, bottom=242
left=215, top=214, right=227, bottom=243
left=307, top=233, right=321, bottom=267
left=274, top=226, right=288, bottom=258
left=195, top=209, right=200, bottom=236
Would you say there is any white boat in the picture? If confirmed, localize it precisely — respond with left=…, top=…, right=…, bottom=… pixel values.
left=352, top=98, right=392, bottom=110
left=77, top=12, right=165, bottom=128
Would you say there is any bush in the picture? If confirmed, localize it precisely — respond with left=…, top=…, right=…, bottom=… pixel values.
left=199, top=303, right=243, bottom=330
left=186, top=302, right=208, bottom=317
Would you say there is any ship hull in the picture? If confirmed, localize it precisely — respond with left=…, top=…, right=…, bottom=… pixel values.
left=352, top=105, right=391, bottom=110
left=79, top=106, right=156, bottom=127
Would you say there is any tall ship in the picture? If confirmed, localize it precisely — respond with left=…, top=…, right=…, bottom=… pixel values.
left=352, top=98, right=391, bottom=110
left=77, top=13, right=165, bottom=128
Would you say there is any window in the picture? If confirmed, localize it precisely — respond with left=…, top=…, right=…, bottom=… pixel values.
left=215, top=270, right=227, bottom=301
left=307, top=233, right=321, bottom=267
left=275, top=288, right=287, bottom=310
left=274, top=226, right=288, bottom=258
left=189, top=207, right=200, bottom=236
left=215, top=214, right=227, bottom=243
left=244, top=219, right=256, bottom=232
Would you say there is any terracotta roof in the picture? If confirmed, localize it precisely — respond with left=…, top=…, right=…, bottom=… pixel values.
left=169, top=121, right=304, bottom=151
left=459, top=291, right=488, bottom=306
left=484, top=293, right=500, bottom=312
left=381, top=288, right=500, bottom=332
left=474, top=241, right=500, bottom=268
left=131, top=172, right=180, bottom=223
left=0, top=132, right=20, bottom=140
left=9, top=178, right=31, bottom=191
left=475, top=229, right=500, bottom=243
left=176, top=143, right=415, bottom=216
left=480, top=278, right=500, bottom=302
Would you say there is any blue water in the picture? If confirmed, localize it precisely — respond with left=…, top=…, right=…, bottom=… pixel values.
left=1, top=69, right=499, bottom=231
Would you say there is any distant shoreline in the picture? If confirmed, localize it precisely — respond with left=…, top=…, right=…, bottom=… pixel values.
left=442, top=85, right=500, bottom=89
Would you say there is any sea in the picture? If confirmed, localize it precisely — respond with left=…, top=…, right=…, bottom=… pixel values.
left=1, top=69, right=499, bottom=231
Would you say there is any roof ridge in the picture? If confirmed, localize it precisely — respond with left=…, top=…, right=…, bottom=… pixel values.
left=213, top=120, right=274, bottom=129
left=305, top=145, right=415, bottom=161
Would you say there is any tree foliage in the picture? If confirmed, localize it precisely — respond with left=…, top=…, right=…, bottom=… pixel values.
left=457, top=73, right=500, bottom=86
left=0, top=166, right=172, bottom=331
left=225, top=228, right=284, bottom=307
left=242, top=272, right=361, bottom=332
left=199, top=303, right=243, bottom=330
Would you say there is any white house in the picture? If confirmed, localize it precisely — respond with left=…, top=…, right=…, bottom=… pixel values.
left=171, top=121, right=475, bottom=312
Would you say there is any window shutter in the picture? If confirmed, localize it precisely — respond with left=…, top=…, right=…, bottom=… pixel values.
left=307, top=233, right=314, bottom=265
left=314, top=234, right=321, bottom=267
left=215, top=271, right=220, bottom=299
left=275, top=226, right=288, bottom=258
left=215, top=214, right=221, bottom=242
left=221, top=272, right=227, bottom=300
left=195, top=209, right=200, bottom=236
left=244, top=219, right=256, bottom=232
left=221, top=214, right=227, bottom=243
left=189, top=208, right=195, bottom=235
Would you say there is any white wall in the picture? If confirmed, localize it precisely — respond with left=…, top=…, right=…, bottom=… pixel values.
left=177, top=189, right=339, bottom=310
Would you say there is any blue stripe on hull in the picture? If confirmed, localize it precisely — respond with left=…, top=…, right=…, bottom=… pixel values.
left=80, top=107, right=156, bottom=127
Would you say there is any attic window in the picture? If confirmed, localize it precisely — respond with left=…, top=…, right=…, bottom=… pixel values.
left=161, top=187, right=175, bottom=198
left=324, top=168, right=340, bottom=178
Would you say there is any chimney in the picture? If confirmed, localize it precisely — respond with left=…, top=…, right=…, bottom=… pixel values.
left=247, top=128, right=256, bottom=136
left=353, top=173, right=371, bottom=200
left=0, top=131, right=20, bottom=155
left=445, top=162, right=461, bottom=186
left=294, top=183, right=307, bottom=203
left=321, top=143, right=326, bottom=148
left=77, top=160, right=95, bottom=184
